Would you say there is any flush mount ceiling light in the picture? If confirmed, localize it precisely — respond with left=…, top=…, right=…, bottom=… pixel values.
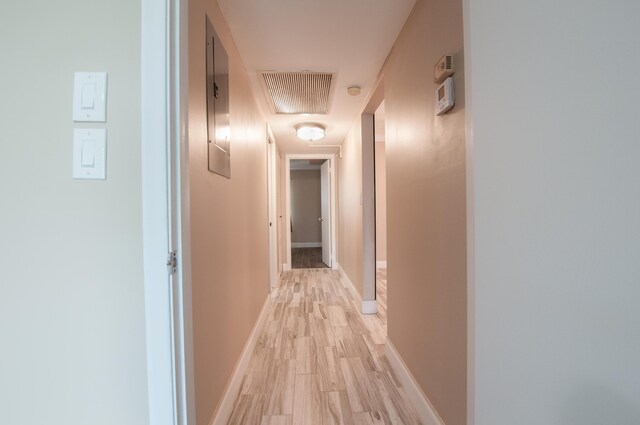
left=347, top=86, right=361, bottom=96
left=295, top=123, right=326, bottom=142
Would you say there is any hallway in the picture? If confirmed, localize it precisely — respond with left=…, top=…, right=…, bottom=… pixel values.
left=227, top=269, right=420, bottom=425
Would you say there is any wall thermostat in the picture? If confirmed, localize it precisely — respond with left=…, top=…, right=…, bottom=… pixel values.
left=435, top=77, right=454, bottom=116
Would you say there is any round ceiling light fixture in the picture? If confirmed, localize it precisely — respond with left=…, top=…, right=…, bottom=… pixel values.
left=347, top=86, right=361, bottom=96
left=295, top=123, right=326, bottom=142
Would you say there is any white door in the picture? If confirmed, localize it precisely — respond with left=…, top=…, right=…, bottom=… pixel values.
left=142, top=0, right=193, bottom=423
left=320, top=160, right=332, bottom=267
left=267, top=137, right=278, bottom=289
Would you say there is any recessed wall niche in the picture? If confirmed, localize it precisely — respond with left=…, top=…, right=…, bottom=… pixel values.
left=205, top=16, right=230, bottom=178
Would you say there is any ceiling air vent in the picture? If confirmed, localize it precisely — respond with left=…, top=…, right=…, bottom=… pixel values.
left=260, top=71, right=333, bottom=114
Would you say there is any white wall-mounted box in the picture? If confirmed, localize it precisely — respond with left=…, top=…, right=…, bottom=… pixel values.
left=435, top=77, right=455, bottom=116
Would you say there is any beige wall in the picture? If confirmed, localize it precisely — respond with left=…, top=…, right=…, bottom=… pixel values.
left=290, top=170, right=322, bottom=244
left=0, top=1, right=148, bottom=424
left=375, top=141, right=387, bottom=262
left=188, top=1, right=269, bottom=424
left=383, top=0, right=467, bottom=424
left=338, top=124, right=364, bottom=295
left=339, top=3, right=466, bottom=420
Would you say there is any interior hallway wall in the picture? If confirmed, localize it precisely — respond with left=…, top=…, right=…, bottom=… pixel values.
left=0, top=1, right=149, bottom=424
left=466, top=0, right=640, bottom=423
left=383, top=0, right=467, bottom=424
left=188, top=1, right=269, bottom=424
left=338, top=124, right=364, bottom=295
left=290, top=169, right=322, bottom=245
left=375, top=141, right=387, bottom=263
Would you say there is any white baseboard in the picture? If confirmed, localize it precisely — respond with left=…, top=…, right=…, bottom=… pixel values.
left=361, top=300, right=378, bottom=315
left=337, top=263, right=359, bottom=300
left=337, top=263, right=378, bottom=315
left=209, top=295, right=271, bottom=425
left=385, top=339, right=445, bottom=425
left=291, top=242, right=322, bottom=248
left=376, top=260, right=387, bottom=269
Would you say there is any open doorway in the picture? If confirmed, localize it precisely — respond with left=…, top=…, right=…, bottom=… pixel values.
left=285, top=155, right=336, bottom=270
left=374, top=101, right=388, bottom=324
left=360, top=80, right=386, bottom=315
left=289, top=159, right=330, bottom=268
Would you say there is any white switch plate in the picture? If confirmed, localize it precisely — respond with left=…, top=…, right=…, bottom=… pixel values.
left=73, top=129, right=106, bottom=180
left=73, top=72, right=107, bottom=122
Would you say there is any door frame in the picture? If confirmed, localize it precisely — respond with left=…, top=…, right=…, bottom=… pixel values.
left=266, top=129, right=278, bottom=289
left=285, top=154, right=337, bottom=271
left=360, top=78, right=385, bottom=314
left=319, top=159, right=332, bottom=267
left=141, top=0, right=194, bottom=424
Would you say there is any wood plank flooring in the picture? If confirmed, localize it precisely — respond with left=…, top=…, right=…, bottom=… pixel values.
left=291, top=248, right=329, bottom=269
left=227, top=268, right=420, bottom=425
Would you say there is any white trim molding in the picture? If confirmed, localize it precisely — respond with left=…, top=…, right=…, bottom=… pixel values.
left=337, top=263, right=359, bottom=301
left=141, top=0, right=192, bottom=423
left=267, top=132, right=278, bottom=291
left=336, top=263, right=378, bottom=314
left=291, top=242, right=322, bottom=248
left=285, top=154, right=337, bottom=271
left=209, top=295, right=272, bottom=425
left=361, top=300, right=378, bottom=315
left=337, top=263, right=378, bottom=315
left=385, top=339, right=445, bottom=425
left=376, top=260, right=387, bottom=269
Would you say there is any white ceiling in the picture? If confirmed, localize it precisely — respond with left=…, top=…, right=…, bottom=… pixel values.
left=217, top=0, right=416, bottom=154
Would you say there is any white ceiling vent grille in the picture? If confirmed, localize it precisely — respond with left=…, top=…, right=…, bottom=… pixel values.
left=260, top=72, right=333, bottom=114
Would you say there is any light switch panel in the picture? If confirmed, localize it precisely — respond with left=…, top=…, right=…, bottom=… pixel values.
left=80, top=83, right=96, bottom=108
left=73, top=72, right=107, bottom=122
left=73, top=129, right=106, bottom=180
left=81, top=140, right=96, bottom=166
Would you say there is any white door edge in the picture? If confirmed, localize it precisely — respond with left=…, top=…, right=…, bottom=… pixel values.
left=141, top=0, right=194, bottom=424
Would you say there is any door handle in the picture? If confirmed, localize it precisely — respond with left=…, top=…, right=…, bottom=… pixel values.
left=319, top=217, right=323, bottom=222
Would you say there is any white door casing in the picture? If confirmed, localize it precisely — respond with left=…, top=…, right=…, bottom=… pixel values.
left=285, top=154, right=337, bottom=271
left=320, top=160, right=332, bottom=267
left=361, top=113, right=378, bottom=314
left=267, top=134, right=278, bottom=289
left=141, top=0, right=194, bottom=424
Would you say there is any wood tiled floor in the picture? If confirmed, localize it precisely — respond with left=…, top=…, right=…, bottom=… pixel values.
left=227, top=268, right=421, bottom=425
left=375, top=269, right=387, bottom=329
left=291, top=248, right=330, bottom=269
